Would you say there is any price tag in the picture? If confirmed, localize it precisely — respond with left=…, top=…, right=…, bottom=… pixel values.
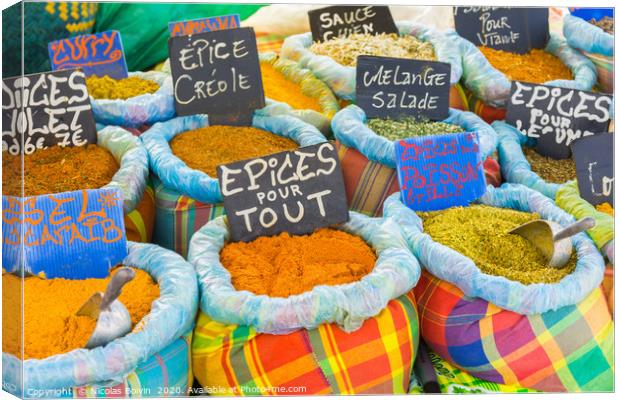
left=48, top=30, right=128, bottom=79
left=356, top=55, right=451, bottom=120
left=395, top=132, right=487, bottom=211
left=2, top=69, right=97, bottom=155
left=218, top=142, right=349, bottom=242
left=506, top=81, right=612, bottom=159
left=2, top=188, right=127, bottom=279
left=309, top=5, right=398, bottom=42
left=168, top=27, right=265, bottom=118
left=571, top=133, right=613, bottom=206
left=169, top=14, right=241, bottom=37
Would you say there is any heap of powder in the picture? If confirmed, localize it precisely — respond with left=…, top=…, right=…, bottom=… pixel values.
left=478, top=47, right=573, bottom=84
left=86, top=75, right=159, bottom=100
left=260, top=62, right=322, bottom=112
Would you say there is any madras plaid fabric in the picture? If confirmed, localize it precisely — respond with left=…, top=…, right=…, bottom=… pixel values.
left=124, top=183, right=155, bottom=243
left=602, top=265, right=614, bottom=316
left=414, top=271, right=614, bottom=392
left=152, top=176, right=225, bottom=257
left=72, top=333, right=193, bottom=398
left=463, top=87, right=507, bottom=124
left=192, top=292, right=419, bottom=395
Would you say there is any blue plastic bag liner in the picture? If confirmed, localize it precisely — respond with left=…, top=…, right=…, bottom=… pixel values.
left=457, top=32, right=598, bottom=108
left=90, top=71, right=175, bottom=128
left=382, top=184, right=606, bottom=315
left=332, top=104, right=497, bottom=169
left=188, top=211, right=421, bottom=334
left=2, top=188, right=127, bottom=279
left=1, top=241, right=198, bottom=397
left=281, top=21, right=462, bottom=101
left=563, top=14, right=613, bottom=58
left=494, top=120, right=561, bottom=199
left=142, top=107, right=327, bottom=204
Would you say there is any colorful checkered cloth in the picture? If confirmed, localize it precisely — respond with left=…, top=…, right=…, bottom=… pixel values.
left=192, top=292, right=419, bottom=395
left=124, top=183, right=155, bottom=243
left=463, top=87, right=507, bottom=124
left=414, top=271, right=614, bottom=392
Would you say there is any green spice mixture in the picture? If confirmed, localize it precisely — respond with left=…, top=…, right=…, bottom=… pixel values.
left=420, top=205, right=577, bottom=285
left=590, top=16, right=614, bottom=34
left=367, top=117, right=464, bottom=141
left=309, top=33, right=436, bottom=67
left=523, top=147, right=577, bottom=184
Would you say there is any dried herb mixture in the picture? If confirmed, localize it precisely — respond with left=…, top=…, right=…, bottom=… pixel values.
left=523, top=147, right=577, bottom=184
left=590, top=16, right=614, bottom=34
left=367, top=117, right=464, bottom=141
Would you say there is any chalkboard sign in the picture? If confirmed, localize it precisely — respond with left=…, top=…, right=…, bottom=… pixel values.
left=218, top=142, right=349, bottom=242
left=356, top=56, right=451, bottom=120
left=394, top=132, right=487, bottom=211
left=168, top=27, right=265, bottom=117
left=309, top=5, right=398, bottom=42
left=571, top=133, right=613, bottom=206
left=169, top=14, right=241, bottom=37
left=48, top=30, right=128, bottom=79
left=2, top=188, right=127, bottom=279
left=506, top=81, right=612, bottom=159
left=453, top=7, right=548, bottom=54
left=2, top=69, right=98, bottom=155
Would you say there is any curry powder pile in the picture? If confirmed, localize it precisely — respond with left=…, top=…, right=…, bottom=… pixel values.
left=86, top=75, right=160, bottom=100
left=221, top=228, right=377, bottom=297
left=523, top=147, right=577, bottom=184
left=478, top=47, right=573, bottom=84
left=367, top=117, right=464, bottom=141
left=420, top=205, right=577, bottom=285
left=2, top=145, right=118, bottom=197
left=170, top=126, right=298, bottom=177
left=260, top=62, right=322, bottom=112
left=310, top=33, right=436, bottom=67
left=2, top=267, right=159, bottom=359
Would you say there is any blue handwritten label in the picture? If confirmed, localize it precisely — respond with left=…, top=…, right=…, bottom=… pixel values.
left=2, top=188, right=127, bottom=279
left=48, top=30, right=128, bottom=79
left=394, top=132, right=487, bottom=211
left=169, top=14, right=241, bottom=37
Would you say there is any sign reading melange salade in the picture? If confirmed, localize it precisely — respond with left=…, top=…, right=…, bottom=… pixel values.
left=217, top=142, right=349, bottom=242
left=571, top=133, right=614, bottom=206
left=356, top=55, right=451, bottom=120
left=309, top=5, right=398, bottom=43
left=168, top=14, right=241, bottom=37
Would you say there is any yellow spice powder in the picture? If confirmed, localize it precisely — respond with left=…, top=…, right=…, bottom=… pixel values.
left=260, top=62, right=322, bottom=112
left=478, top=47, right=573, bottom=84
left=86, top=75, right=159, bottom=100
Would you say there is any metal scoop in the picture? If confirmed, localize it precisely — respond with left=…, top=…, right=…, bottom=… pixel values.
left=76, top=267, right=136, bottom=349
left=509, top=217, right=596, bottom=268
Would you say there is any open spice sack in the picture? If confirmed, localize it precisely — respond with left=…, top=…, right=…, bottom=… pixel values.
left=2, top=242, right=198, bottom=398
left=280, top=21, right=467, bottom=109
left=2, top=125, right=154, bottom=243
left=141, top=109, right=327, bottom=257
left=88, top=71, right=176, bottom=128
left=383, top=185, right=613, bottom=392
left=188, top=210, right=421, bottom=395
left=331, top=105, right=500, bottom=216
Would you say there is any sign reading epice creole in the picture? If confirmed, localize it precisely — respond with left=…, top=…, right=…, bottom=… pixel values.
left=218, top=142, right=349, bottom=242
left=2, top=188, right=127, bottom=279
left=506, top=81, right=612, bottom=159
left=169, top=14, right=240, bottom=37
left=571, top=133, right=613, bottom=206
left=48, top=30, right=128, bottom=79
left=309, top=5, right=398, bottom=42
left=2, top=69, right=97, bottom=155
left=395, top=132, right=486, bottom=211
left=356, top=56, right=450, bottom=120
left=168, top=27, right=265, bottom=116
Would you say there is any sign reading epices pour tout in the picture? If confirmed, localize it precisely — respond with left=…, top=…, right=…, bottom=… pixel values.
left=218, top=142, right=349, bottom=242
left=506, top=81, right=612, bottom=159
left=356, top=55, right=451, bottom=120
left=309, top=5, right=398, bottom=42
left=2, top=69, right=98, bottom=155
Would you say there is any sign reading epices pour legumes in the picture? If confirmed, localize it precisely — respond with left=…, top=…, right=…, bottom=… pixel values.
left=309, top=5, right=398, bottom=42
left=217, top=142, right=349, bottom=242
left=571, top=133, right=613, bottom=206
left=168, top=27, right=265, bottom=116
left=2, top=69, right=97, bottom=155
left=356, top=56, right=451, bottom=120
left=395, top=132, right=487, bottom=211
left=506, top=81, right=612, bottom=159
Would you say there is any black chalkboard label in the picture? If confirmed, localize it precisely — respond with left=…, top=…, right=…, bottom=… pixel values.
left=571, top=133, right=613, bottom=206
left=356, top=56, right=451, bottom=120
left=309, top=5, right=398, bottom=43
left=506, top=81, right=612, bottom=159
left=218, top=142, right=349, bottom=242
left=168, top=27, right=265, bottom=117
left=453, top=7, right=548, bottom=54
left=2, top=69, right=97, bottom=155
